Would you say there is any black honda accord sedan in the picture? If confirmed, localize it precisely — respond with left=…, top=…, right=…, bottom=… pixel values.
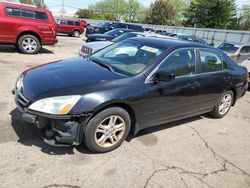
left=13, top=38, right=248, bottom=153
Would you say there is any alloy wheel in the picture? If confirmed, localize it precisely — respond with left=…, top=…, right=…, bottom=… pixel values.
left=219, top=94, right=232, bottom=115
left=95, top=115, right=126, bottom=148
left=22, top=38, right=38, bottom=53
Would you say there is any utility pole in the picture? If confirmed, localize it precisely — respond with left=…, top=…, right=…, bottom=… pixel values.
left=61, top=0, right=64, bottom=17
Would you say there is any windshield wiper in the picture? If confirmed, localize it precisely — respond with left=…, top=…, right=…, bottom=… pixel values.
left=89, top=58, right=114, bottom=72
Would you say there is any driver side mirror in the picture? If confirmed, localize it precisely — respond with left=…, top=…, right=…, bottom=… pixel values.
left=150, top=70, right=176, bottom=82
left=237, top=53, right=241, bottom=60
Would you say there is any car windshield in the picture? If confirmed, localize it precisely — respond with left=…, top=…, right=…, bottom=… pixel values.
left=97, top=22, right=110, bottom=28
left=218, top=43, right=239, bottom=53
left=89, top=40, right=166, bottom=76
left=112, top=33, right=143, bottom=42
left=105, top=29, right=126, bottom=37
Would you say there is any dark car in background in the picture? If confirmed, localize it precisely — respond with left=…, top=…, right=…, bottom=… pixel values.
left=86, top=28, right=134, bottom=42
left=86, top=21, right=144, bottom=35
left=0, top=2, right=58, bottom=54
left=14, top=38, right=248, bottom=153
left=167, top=33, right=208, bottom=45
left=57, top=19, right=84, bottom=37
left=80, top=32, right=168, bottom=57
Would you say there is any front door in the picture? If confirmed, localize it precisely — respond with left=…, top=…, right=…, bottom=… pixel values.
left=142, top=49, right=199, bottom=128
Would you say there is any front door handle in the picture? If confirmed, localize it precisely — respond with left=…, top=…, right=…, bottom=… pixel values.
left=187, top=81, right=199, bottom=88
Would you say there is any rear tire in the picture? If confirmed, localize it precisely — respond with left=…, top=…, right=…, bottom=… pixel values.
left=73, top=30, right=80, bottom=38
left=17, top=34, right=41, bottom=54
left=83, top=107, right=131, bottom=153
left=210, top=91, right=234, bottom=118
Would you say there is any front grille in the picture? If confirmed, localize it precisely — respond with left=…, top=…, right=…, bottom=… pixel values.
left=15, top=91, right=30, bottom=110
left=81, top=46, right=93, bottom=55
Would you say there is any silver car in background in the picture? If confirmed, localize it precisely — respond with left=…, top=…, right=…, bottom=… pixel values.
left=240, top=57, right=250, bottom=82
left=79, top=32, right=168, bottom=58
left=217, top=42, right=250, bottom=64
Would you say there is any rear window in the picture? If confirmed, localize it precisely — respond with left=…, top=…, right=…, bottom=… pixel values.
left=34, top=11, right=48, bottom=21
left=68, top=21, right=74, bottom=25
left=6, top=7, right=20, bottom=17
left=75, top=22, right=80, bottom=26
left=5, top=7, right=48, bottom=21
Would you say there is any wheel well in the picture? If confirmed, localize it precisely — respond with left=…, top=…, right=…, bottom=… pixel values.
left=229, top=88, right=237, bottom=106
left=90, top=103, right=137, bottom=134
left=16, top=31, right=41, bottom=45
left=73, top=30, right=80, bottom=33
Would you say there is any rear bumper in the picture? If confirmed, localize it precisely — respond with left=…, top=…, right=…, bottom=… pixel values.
left=42, top=37, right=58, bottom=45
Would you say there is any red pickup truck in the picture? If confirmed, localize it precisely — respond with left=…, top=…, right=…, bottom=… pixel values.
left=0, top=2, right=58, bottom=54
left=57, top=19, right=84, bottom=37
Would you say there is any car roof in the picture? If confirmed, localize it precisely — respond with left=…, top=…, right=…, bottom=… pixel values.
left=58, top=18, right=79, bottom=22
left=0, top=2, right=49, bottom=12
left=128, top=37, right=210, bottom=49
left=111, top=28, right=134, bottom=32
left=222, top=41, right=250, bottom=46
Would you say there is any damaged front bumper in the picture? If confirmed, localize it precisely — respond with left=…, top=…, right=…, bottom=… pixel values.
left=13, top=90, right=92, bottom=146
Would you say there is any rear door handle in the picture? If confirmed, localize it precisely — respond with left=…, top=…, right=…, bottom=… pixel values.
left=187, top=81, right=199, bottom=88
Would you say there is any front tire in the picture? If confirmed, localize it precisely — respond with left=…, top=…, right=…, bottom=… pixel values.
left=210, top=91, right=234, bottom=118
left=17, top=34, right=41, bottom=54
left=83, top=107, right=131, bottom=153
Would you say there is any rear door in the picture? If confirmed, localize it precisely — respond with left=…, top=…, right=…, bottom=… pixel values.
left=195, top=48, right=229, bottom=111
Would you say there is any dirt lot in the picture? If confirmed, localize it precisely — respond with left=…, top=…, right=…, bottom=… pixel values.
left=0, top=36, right=250, bottom=188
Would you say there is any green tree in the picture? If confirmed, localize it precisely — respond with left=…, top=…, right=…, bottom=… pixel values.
left=183, top=0, right=237, bottom=29
left=241, top=5, right=250, bottom=30
left=19, top=0, right=33, bottom=4
left=87, top=0, right=142, bottom=21
left=76, top=9, right=92, bottom=19
left=144, top=0, right=176, bottom=25
left=126, top=0, right=141, bottom=21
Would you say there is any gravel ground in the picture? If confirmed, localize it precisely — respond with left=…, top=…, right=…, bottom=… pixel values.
left=0, top=36, right=250, bottom=188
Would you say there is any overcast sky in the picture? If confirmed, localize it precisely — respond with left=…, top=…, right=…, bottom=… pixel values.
left=44, top=0, right=250, bottom=14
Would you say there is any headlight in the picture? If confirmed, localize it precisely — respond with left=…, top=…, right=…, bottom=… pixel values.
left=29, top=95, right=81, bottom=115
left=96, top=38, right=106, bottom=41
left=16, top=74, right=24, bottom=91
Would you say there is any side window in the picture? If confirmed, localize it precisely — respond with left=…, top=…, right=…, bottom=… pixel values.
left=199, top=49, right=223, bottom=73
left=59, top=20, right=66, bottom=25
left=68, top=21, right=74, bottom=26
left=240, top=46, right=250, bottom=53
left=6, top=7, right=21, bottom=17
left=34, top=11, right=48, bottom=21
left=160, top=49, right=195, bottom=76
left=20, top=9, right=35, bottom=19
left=75, top=22, right=80, bottom=26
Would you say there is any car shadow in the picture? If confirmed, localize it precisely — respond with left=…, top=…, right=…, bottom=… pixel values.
left=127, top=115, right=205, bottom=141
left=11, top=108, right=210, bottom=155
left=0, top=45, right=54, bottom=54
left=10, top=108, right=91, bottom=155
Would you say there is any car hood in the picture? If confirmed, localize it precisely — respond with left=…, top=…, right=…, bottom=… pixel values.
left=83, top=41, right=114, bottom=51
left=22, top=58, right=126, bottom=101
